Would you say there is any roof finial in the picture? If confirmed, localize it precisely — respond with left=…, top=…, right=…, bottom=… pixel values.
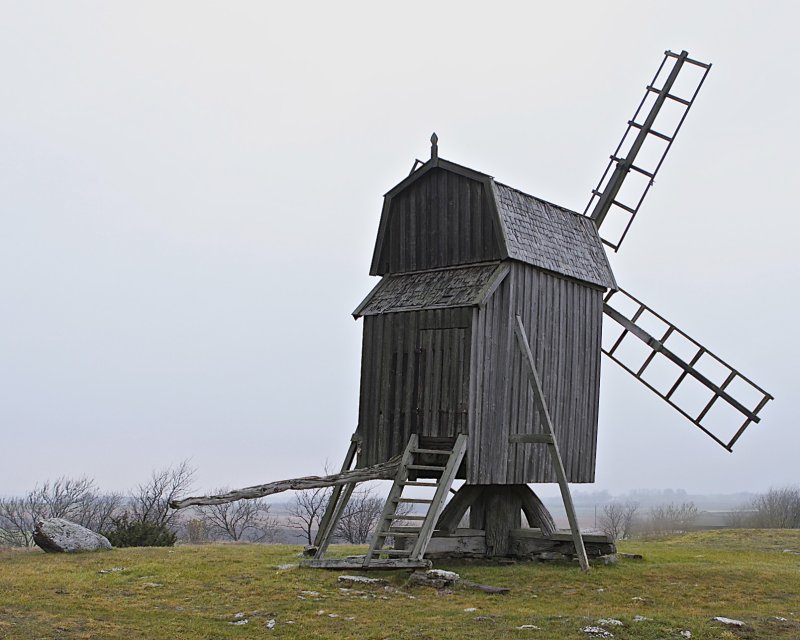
left=430, top=132, right=438, bottom=160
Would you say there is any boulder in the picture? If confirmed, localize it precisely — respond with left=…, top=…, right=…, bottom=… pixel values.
left=34, top=518, right=112, bottom=553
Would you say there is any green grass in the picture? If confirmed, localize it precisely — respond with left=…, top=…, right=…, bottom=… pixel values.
left=1, top=530, right=799, bottom=639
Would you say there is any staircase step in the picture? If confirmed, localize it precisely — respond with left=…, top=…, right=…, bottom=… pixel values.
left=407, top=464, right=446, bottom=471
left=398, top=498, right=433, bottom=504
left=402, top=481, right=439, bottom=487
left=411, top=448, right=453, bottom=455
left=387, top=531, right=420, bottom=538
left=389, top=514, right=425, bottom=520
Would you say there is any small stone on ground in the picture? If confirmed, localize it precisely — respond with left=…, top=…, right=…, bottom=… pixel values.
left=338, top=575, right=388, bottom=586
left=597, top=618, right=623, bottom=626
left=582, top=626, right=614, bottom=637
left=713, top=616, right=745, bottom=626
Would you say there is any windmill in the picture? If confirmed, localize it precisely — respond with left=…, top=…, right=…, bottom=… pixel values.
left=173, top=51, right=773, bottom=571
left=330, top=48, right=772, bottom=568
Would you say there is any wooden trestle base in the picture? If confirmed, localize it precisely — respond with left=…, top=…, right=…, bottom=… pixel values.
left=393, top=528, right=616, bottom=561
left=299, top=529, right=615, bottom=570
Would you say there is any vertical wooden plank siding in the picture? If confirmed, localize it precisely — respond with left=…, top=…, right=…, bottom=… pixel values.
left=356, top=308, right=472, bottom=472
left=470, top=263, right=604, bottom=484
left=356, top=265, right=604, bottom=484
left=376, top=168, right=502, bottom=274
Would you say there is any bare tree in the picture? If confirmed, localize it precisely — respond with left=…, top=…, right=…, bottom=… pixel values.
left=335, top=488, right=385, bottom=544
left=286, top=487, right=331, bottom=545
left=130, top=460, right=195, bottom=528
left=196, top=491, right=279, bottom=542
left=598, top=501, right=639, bottom=541
left=330, top=484, right=414, bottom=544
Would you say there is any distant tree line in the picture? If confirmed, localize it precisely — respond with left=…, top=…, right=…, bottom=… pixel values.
left=597, top=486, right=800, bottom=541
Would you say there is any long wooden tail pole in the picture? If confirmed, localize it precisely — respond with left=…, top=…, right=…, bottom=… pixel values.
left=169, top=456, right=401, bottom=509
left=513, top=315, right=590, bottom=571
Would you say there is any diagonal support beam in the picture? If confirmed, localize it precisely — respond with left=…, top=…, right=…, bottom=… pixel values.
left=513, top=315, right=590, bottom=571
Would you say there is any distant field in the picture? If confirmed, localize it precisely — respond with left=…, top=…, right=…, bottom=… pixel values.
left=1, top=530, right=798, bottom=639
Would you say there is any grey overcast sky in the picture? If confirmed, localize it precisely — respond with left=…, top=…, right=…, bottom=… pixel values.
left=1, top=1, right=797, bottom=499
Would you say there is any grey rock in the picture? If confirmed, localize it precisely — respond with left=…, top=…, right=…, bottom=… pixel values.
left=426, top=569, right=459, bottom=581
left=34, top=518, right=112, bottom=553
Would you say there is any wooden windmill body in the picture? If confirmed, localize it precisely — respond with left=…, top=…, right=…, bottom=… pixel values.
left=354, top=158, right=615, bottom=487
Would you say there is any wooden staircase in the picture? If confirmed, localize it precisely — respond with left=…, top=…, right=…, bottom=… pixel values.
left=302, top=433, right=467, bottom=570
left=362, top=433, right=467, bottom=568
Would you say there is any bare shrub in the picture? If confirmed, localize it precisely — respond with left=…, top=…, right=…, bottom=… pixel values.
left=0, top=478, right=121, bottom=547
left=598, top=501, right=639, bottom=541
left=748, top=487, right=800, bottom=528
left=0, top=498, right=36, bottom=547
left=184, top=518, right=210, bottom=544
left=647, top=502, right=698, bottom=536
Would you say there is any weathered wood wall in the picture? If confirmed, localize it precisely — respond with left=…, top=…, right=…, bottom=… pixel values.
left=356, top=307, right=472, bottom=470
left=356, top=263, right=603, bottom=484
left=372, top=168, right=502, bottom=275
left=469, top=263, right=603, bottom=484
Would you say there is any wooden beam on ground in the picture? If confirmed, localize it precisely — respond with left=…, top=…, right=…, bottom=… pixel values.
left=170, top=456, right=401, bottom=509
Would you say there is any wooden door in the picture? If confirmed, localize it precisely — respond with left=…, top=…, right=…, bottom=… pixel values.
left=413, top=328, right=469, bottom=437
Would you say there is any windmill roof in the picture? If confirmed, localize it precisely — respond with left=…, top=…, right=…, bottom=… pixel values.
left=492, top=182, right=616, bottom=289
left=353, top=262, right=508, bottom=317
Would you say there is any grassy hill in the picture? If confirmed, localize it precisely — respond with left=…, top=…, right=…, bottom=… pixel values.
left=1, top=530, right=798, bottom=639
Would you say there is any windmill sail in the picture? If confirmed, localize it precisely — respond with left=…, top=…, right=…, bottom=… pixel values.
left=586, top=50, right=711, bottom=251
left=602, top=288, right=772, bottom=451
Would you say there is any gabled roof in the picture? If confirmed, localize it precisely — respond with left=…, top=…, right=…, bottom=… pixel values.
left=353, top=262, right=508, bottom=317
left=371, top=157, right=617, bottom=290
left=492, top=182, right=617, bottom=289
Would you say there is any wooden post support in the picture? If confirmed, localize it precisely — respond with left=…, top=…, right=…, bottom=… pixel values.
left=313, top=434, right=361, bottom=559
left=513, top=314, right=590, bottom=571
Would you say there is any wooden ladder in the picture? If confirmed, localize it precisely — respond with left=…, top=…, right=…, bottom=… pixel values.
left=363, top=433, right=468, bottom=568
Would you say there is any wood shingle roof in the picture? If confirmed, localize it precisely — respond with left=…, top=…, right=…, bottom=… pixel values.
left=353, top=263, right=508, bottom=317
left=492, top=182, right=616, bottom=290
